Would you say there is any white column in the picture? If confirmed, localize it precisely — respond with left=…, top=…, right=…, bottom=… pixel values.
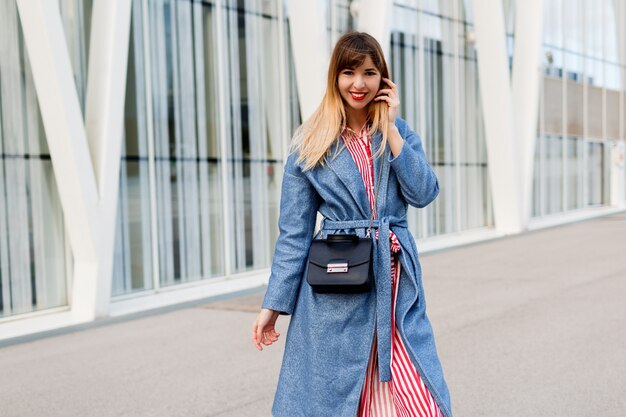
left=85, top=0, right=132, bottom=316
left=512, top=0, right=544, bottom=227
left=610, top=141, right=625, bottom=207
left=287, top=0, right=328, bottom=121
left=611, top=0, right=624, bottom=208
left=473, top=0, right=523, bottom=234
left=357, top=0, right=393, bottom=60
left=16, top=0, right=101, bottom=321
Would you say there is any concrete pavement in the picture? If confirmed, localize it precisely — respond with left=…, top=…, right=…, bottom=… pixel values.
left=1, top=211, right=625, bottom=417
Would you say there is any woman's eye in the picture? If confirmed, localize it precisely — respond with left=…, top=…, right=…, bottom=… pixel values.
left=343, top=71, right=353, bottom=75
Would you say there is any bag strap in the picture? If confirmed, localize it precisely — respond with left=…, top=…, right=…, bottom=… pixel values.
left=366, top=151, right=385, bottom=238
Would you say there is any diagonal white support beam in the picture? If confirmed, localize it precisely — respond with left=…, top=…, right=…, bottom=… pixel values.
left=357, top=0, right=393, bottom=60
left=287, top=0, right=328, bottom=121
left=512, top=0, right=544, bottom=227
left=17, top=0, right=99, bottom=322
left=17, top=0, right=131, bottom=322
left=16, top=1, right=100, bottom=265
left=610, top=0, right=625, bottom=209
left=85, top=0, right=132, bottom=316
left=473, top=0, right=523, bottom=233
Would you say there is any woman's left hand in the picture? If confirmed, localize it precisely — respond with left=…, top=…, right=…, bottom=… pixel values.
left=374, top=78, right=400, bottom=124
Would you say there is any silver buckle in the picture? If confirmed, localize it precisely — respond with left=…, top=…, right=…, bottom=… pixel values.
left=327, top=262, right=348, bottom=273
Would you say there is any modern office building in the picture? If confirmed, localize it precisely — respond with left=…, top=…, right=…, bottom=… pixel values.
left=1, top=0, right=625, bottom=340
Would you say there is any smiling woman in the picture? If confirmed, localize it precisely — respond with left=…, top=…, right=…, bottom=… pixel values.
left=252, top=32, right=452, bottom=417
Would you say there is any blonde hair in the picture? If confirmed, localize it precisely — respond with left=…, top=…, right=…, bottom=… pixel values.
left=292, top=32, right=391, bottom=171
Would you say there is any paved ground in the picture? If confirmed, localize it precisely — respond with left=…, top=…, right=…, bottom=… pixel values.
left=1, top=212, right=625, bottom=417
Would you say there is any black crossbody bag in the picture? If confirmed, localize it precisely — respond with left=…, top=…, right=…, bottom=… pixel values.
left=305, top=160, right=383, bottom=294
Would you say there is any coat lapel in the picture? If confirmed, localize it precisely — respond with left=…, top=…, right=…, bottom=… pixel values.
left=326, top=131, right=390, bottom=220
left=327, top=138, right=372, bottom=219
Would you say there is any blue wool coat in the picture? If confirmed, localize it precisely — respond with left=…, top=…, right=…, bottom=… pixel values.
left=262, top=118, right=452, bottom=417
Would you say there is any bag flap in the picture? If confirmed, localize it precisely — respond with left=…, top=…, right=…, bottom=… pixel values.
left=308, top=238, right=372, bottom=267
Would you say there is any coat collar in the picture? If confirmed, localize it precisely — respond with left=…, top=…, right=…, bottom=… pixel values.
left=326, top=130, right=386, bottom=219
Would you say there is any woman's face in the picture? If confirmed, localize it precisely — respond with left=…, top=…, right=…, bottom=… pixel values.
left=337, top=55, right=382, bottom=113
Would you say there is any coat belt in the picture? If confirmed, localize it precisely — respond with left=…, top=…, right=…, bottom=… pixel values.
left=321, top=216, right=408, bottom=382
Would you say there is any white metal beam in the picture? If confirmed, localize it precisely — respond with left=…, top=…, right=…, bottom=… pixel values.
left=287, top=0, right=328, bottom=121
left=611, top=0, right=625, bottom=208
left=473, top=0, right=523, bottom=233
left=85, top=0, right=132, bottom=316
left=17, top=0, right=132, bottom=322
left=16, top=0, right=100, bottom=323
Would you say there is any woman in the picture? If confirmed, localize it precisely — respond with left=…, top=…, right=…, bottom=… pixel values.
left=252, top=32, right=452, bottom=417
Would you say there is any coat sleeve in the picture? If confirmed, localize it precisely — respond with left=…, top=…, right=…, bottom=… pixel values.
left=261, top=153, right=321, bottom=315
left=388, top=119, right=440, bottom=208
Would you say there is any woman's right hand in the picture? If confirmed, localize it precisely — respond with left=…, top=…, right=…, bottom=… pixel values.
left=252, top=308, right=281, bottom=351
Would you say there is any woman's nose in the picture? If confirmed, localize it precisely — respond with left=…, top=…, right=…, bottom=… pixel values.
left=353, top=76, right=365, bottom=89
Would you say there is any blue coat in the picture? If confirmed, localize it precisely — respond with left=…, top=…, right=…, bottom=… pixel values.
left=262, top=118, right=452, bottom=417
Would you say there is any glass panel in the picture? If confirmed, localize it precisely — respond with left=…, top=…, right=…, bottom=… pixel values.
left=544, top=0, right=563, bottom=49
left=545, top=136, right=563, bottom=214
left=326, top=0, right=355, bottom=49
left=565, top=137, right=583, bottom=210
left=222, top=0, right=286, bottom=273
left=563, top=0, right=582, bottom=81
left=335, top=0, right=354, bottom=34
left=537, top=0, right=620, bottom=215
left=605, top=63, right=621, bottom=91
left=458, top=14, right=491, bottom=231
left=0, top=1, right=68, bottom=317
left=285, top=20, right=301, bottom=135
left=390, top=0, right=492, bottom=238
left=583, top=0, right=604, bottom=87
left=423, top=3, right=457, bottom=237
left=113, top=1, right=154, bottom=296
left=586, top=142, right=604, bottom=205
left=148, top=0, right=224, bottom=286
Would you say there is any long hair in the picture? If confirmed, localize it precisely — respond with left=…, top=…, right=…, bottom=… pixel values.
left=292, top=31, right=391, bottom=171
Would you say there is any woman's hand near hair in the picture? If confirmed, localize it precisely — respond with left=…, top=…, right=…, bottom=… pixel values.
left=374, top=77, right=400, bottom=124
left=375, top=77, right=404, bottom=158
left=252, top=308, right=281, bottom=351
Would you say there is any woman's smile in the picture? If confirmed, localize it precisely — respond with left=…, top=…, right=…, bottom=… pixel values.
left=350, top=91, right=368, bottom=101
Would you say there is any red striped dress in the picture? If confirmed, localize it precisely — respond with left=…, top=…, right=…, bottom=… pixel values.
left=342, top=123, right=443, bottom=417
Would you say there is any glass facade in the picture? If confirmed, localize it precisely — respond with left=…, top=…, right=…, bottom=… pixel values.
left=2, top=0, right=625, bottom=320
left=389, top=0, right=492, bottom=238
left=0, top=1, right=69, bottom=318
left=112, top=0, right=299, bottom=296
left=534, top=0, right=625, bottom=216
left=325, top=0, right=493, bottom=239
